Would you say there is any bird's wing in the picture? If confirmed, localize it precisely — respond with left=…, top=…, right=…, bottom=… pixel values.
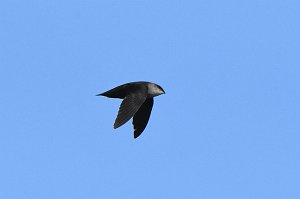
left=132, top=98, right=154, bottom=139
left=114, top=88, right=147, bottom=129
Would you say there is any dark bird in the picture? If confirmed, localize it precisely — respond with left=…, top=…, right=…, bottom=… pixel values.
left=97, top=81, right=165, bottom=139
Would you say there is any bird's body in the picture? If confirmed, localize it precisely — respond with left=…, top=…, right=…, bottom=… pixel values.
left=97, top=81, right=165, bottom=139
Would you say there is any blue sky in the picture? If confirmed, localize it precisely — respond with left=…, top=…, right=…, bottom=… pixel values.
left=1, top=0, right=299, bottom=198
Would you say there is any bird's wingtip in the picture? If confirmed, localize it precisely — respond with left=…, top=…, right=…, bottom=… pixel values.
left=133, top=130, right=141, bottom=139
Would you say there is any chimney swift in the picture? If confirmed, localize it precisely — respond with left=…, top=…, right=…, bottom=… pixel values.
left=97, top=81, right=165, bottom=139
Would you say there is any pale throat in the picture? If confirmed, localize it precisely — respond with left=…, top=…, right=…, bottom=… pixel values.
left=147, top=84, right=164, bottom=97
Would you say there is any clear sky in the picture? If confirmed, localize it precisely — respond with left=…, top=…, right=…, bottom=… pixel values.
left=1, top=0, right=299, bottom=198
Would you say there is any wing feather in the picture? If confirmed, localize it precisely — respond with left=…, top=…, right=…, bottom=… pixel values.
left=113, top=88, right=147, bottom=129
left=132, top=98, right=154, bottom=138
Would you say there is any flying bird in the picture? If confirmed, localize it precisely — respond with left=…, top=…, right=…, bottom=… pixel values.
left=97, top=81, right=165, bottom=139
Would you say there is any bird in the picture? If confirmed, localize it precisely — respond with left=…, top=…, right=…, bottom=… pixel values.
left=97, top=81, right=165, bottom=139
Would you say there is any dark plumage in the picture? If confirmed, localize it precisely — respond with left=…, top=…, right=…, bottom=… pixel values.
left=97, top=81, right=165, bottom=138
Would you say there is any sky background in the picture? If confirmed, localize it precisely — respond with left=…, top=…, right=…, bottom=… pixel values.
left=0, top=0, right=299, bottom=198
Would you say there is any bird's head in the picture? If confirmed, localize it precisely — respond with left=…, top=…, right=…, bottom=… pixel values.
left=147, top=83, right=165, bottom=97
